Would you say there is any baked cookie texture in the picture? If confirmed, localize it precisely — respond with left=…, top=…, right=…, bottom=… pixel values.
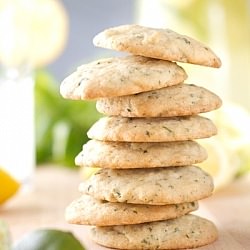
left=87, top=115, right=217, bottom=142
left=96, top=83, right=222, bottom=117
left=65, top=194, right=198, bottom=226
left=61, top=24, right=222, bottom=250
left=93, top=24, right=221, bottom=68
left=79, top=166, right=214, bottom=205
left=60, top=55, right=187, bottom=100
left=91, top=214, right=218, bottom=250
left=75, top=140, right=207, bottom=169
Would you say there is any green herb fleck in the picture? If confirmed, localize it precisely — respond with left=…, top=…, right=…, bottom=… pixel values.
left=135, top=34, right=144, bottom=39
left=113, top=188, right=121, bottom=198
left=183, top=37, right=191, bottom=44
left=141, top=239, right=148, bottom=245
left=163, top=126, right=173, bottom=133
left=87, top=185, right=92, bottom=192
left=155, top=182, right=162, bottom=187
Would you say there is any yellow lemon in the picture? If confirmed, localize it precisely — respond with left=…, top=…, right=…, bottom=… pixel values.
left=198, top=138, right=239, bottom=191
left=0, top=168, right=20, bottom=205
left=0, top=0, right=68, bottom=68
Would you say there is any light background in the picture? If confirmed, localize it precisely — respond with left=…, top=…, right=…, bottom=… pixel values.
left=48, top=0, right=134, bottom=81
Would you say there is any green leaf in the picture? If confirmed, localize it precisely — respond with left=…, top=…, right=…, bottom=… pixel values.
left=35, top=69, right=101, bottom=167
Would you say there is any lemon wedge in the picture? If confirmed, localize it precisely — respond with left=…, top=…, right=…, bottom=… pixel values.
left=0, top=168, right=20, bottom=205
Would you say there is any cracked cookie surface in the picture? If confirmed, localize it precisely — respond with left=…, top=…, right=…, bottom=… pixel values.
left=79, top=166, right=214, bottom=205
left=60, top=55, right=187, bottom=100
left=91, top=214, right=218, bottom=249
left=93, top=24, right=221, bottom=68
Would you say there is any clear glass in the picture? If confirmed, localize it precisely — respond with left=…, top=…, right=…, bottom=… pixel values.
left=0, top=66, right=35, bottom=184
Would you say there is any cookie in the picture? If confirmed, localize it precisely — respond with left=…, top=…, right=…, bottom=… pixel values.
left=75, top=140, right=207, bottom=169
left=96, top=84, right=222, bottom=117
left=65, top=194, right=198, bottom=226
left=91, top=214, right=218, bottom=249
left=93, top=24, right=221, bottom=68
left=87, top=116, right=217, bottom=142
left=79, top=166, right=214, bottom=205
left=60, top=55, right=187, bottom=100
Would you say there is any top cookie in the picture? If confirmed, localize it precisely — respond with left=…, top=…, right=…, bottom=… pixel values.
left=60, top=55, right=187, bottom=100
left=93, top=24, right=221, bottom=68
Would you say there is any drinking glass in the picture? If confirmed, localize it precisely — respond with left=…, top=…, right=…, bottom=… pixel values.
left=0, top=66, right=35, bottom=184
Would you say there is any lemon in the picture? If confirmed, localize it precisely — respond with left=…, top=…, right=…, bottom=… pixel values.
left=198, top=138, right=239, bottom=191
left=0, top=168, right=20, bottom=205
left=0, top=220, right=11, bottom=250
left=0, top=0, right=68, bottom=68
left=14, top=229, right=85, bottom=250
left=198, top=102, right=250, bottom=190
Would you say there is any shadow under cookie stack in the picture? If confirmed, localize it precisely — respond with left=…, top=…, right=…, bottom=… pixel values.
left=61, top=25, right=222, bottom=250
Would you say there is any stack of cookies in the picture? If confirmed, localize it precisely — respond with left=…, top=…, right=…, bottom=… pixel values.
left=61, top=25, right=222, bottom=249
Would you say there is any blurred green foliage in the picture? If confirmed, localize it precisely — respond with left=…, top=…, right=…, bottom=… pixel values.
left=35, top=70, right=101, bottom=167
